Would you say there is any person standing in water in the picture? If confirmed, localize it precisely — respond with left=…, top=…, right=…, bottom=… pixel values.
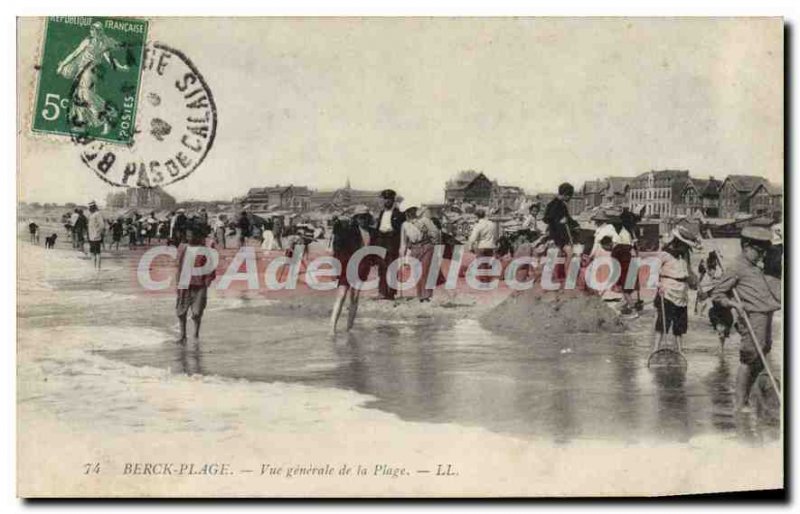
left=710, top=226, right=780, bottom=413
left=86, top=201, right=105, bottom=270
left=74, top=208, right=88, bottom=253
left=652, top=226, right=700, bottom=354
left=110, top=217, right=124, bottom=251
left=176, top=222, right=217, bottom=344
left=28, top=220, right=39, bottom=244
left=330, top=206, right=374, bottom=334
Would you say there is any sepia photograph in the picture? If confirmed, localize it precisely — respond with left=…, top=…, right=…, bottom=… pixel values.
left=15, top=15, right=784, bottom=498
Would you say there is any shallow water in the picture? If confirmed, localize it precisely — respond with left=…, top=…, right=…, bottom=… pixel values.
left=19, top=237, right=782, bottom=446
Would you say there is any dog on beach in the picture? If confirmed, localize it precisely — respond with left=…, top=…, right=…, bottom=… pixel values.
left=45, top=233, right=57, bottom=249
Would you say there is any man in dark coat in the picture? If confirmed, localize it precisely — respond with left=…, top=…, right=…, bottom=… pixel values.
left=543, top=182, right=578, bottom=282
left=374, top=189, right=406, bottom=300
left=237, top=210, right=251, bottom=247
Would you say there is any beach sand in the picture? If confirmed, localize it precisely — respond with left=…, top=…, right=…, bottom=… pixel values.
left=17, top=241, right=782, bottom=497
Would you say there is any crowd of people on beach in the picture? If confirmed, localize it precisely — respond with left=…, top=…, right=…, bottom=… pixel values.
left=26, top=181, right=784, bottom=413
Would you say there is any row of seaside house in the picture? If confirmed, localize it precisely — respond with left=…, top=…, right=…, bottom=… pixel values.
left=442, top=169, right=782, bottom=220
left=234, top=169, right=782, bottom=223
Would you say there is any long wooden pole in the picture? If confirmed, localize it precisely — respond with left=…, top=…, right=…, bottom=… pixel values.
left=731, top=287, right=782, bottom=405
left=703, top=230, right=782, bottom=405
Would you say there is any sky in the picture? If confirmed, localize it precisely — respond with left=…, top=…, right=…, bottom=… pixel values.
left=18, top=17, right=783, bottom=207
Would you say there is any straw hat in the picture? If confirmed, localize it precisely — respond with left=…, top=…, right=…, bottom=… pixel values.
left=670, top=226, right=702, bottom=249
left=741, top=226, right=772, bottom=246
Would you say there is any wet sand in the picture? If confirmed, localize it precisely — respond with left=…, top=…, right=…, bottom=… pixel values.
left=17, top=236, right=783, bottom=496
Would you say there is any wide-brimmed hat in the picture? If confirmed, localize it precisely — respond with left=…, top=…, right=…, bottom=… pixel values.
left=88, top=200, right=97, bottom=207
left=404, top=206, right=419, bottom=217
left=741, top=226, right=773, bottom=246
left=670, top=226, right=702, bottom=250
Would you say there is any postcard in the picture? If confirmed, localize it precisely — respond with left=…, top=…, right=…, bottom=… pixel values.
left=17, top=17, right=784, bottom=497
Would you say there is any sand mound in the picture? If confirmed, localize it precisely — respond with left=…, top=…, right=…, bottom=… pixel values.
left=480, top=289, right=625, bottom=334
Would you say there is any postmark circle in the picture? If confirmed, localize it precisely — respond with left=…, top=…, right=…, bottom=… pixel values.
left=73, top=42, right=217, bottom=188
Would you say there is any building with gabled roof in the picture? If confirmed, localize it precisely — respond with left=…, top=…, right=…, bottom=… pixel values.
left=443, top=170, right=527, bottom=212
left=718, top=175, right=771, bottom=217
left=444, top=170, right=494, bottom=206
left=627, top=169, right=690, bottom=218
left=747, top=181, right=783, bottom=216
left=241, top=184, right=313, bottom=211
left=676, top=176, right=722, bottom=217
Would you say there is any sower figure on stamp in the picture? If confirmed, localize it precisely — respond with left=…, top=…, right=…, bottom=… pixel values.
left=56, top=21, right=130, bottom=135
left=375, top=189, right=405, bottom=300
left=709, top=226, right=781, bottom=413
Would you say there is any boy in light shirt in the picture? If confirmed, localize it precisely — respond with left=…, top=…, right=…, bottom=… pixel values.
left=652, top=227, right=700, bottom=354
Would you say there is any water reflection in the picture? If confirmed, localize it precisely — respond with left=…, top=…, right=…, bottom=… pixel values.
left=705, top=356, right=735, bottom=432
left=26, top=236, right=783, bottom=446
left=178, top=343, right=205, bottom=376
left=610, top=340, right=642, bottom=443
left=99, top=311, right=781, bottom=446
left=651, top=366, right=690, bottom=442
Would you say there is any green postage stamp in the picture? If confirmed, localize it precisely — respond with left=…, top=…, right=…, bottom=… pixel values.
left=32, top=17, right=149, bottom=144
